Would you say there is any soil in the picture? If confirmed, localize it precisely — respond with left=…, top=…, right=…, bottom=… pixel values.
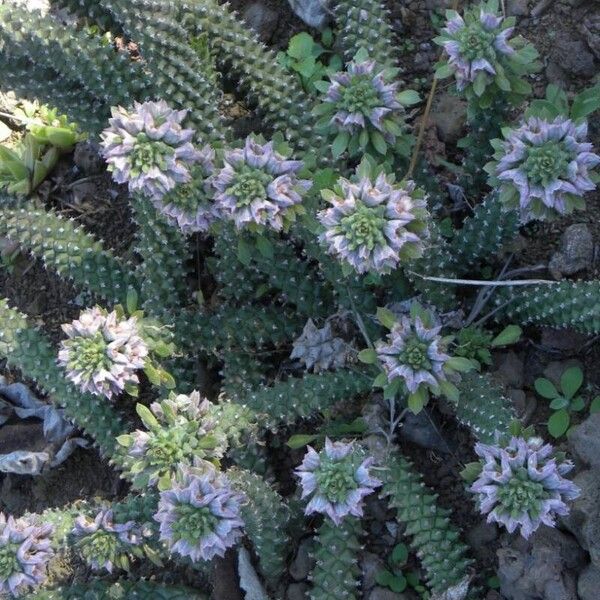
left=0, top=0, right=598, bottom=598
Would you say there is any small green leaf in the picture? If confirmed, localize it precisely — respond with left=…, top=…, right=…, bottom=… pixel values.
left=376, top=569, right=396, bottom=587
left=237, top=237, right=252, bottom=265
left=286, top=434, right=318, bottom=449
left=332, top=131, right=349, bottom=158
left=547, top=409, right=570, bottom=439
left=445, top=356, right=476, bottom=373
left=126, top=287, right=138, bottom=315
left=376, top=307, right=397, bottom=329
left=116, top=434, right=132, bottom=447
left=370, top=130, right=387, bottom=155
left=407, top=387, right=427, bottom=413
left=491, top=324, right=522, bottom=347
left=549, top=396, right=569, bottom=410
left=590, top=396, right=600, bottom=414
left=460, top=461, right=482, bottom=483
left=358, top=348, right=378, bottom=364
left=391, top=543, right=408, bottom=564
left=434, top=63, right=454, bottom=79
left=439, top=379, right=460, bottom=403
left=560, top=366, right=583, bottom=400
left=136, top=403, right=160, bottom=430
left=534, top=377, right=558, bottom=400
left=383, top=378, right=401, bottom=400
left=321, top=28, right=333, bottom=48
left=570, top=397, right=585, bottom=412
left=143, top=363, right=162, bottom=386
left=571, top=85, right=600, bottom=121
left=473, top=71, right=487, bottom=97
left=288, top=32, right=314, bottom=59
left=397, top=90, right=420, bottom=105
left=390, top=575, right=407, bottom=593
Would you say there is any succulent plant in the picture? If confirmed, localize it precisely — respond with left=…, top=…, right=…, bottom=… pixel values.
left=72, top=509, right=143, bottom=573
left=290, top=318, right=348, bottom=372
left=470, top=435, right=580, bottom=538
left=295, top=438, right=381, bottom=525
left=101, top=100, right=202, bottom=200
left=212, top=136, right=311, bottom=232
left=0, top=513, right=53, bottom=597
left=318, top=172, right=429, bottom=274
left=487, top=116, right=600, bottom=221
left=154, top=468, right=245, bottom=562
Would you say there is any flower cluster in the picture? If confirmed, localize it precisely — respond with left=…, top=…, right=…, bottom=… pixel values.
left=213, top=137, right=311, bottom=231
left=322, top=60, right=403, bottom=144
left=318, top=173, right=429, bottom=274
left=295, top=439, right=381, bottom=525
left=58, top=307, right=148, bottom=400
left=154, top=469, right=244, bottom=562
left=152, top=145, right=222, bottom=234
left=0, top=513, right=53, bottom=597
left=488, top=116, right=600, bottom=221
left=116, top=391, right=227, bottom=490
left=72, top=509, right=142, bottom=573
left=290, top=319, right=347, bottom=373
left=470, top=436, right=580, bottom=538
left=101, top=100, right=202, bottom=199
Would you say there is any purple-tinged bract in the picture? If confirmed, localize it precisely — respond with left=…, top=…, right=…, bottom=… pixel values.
left=290, top=319, right=347, bottom=373
left=58, top=306, right=148, bottom=400
left=318, top=174, right=429, bottom=274
left=0, top=513, right=53, bottom=597
left=73, top=509, right=142, bottom=573
left=154, top=470, right=244, bottom=562
left=323, top=60, right=403, bottom=139
left=470, top=436, right=580, bottom=539
left=101, top=100, right=202, bottom=200
left=212, top=137, right=311, bottom=231
left=152, top=145, right=222, bottom=234
left=489, top=116, right=600, bottom=221
left=376, top=315, right=450, bottom=394
left=295, top=438, right=381, bottom=525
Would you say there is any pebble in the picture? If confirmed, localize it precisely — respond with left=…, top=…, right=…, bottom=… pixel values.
left=289, top=537, right=314, bottom=581
left=549, top=224, right=595, bottom=279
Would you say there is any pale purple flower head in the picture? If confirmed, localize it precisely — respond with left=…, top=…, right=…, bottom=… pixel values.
left=494, top=116, right=600, bottom=221
left=0, top=513, right=54, bottom=597
left=72, top=509, right=141, bottom=573
left=318, top=174, right=429, bottom=274
left=290, top=319, right=347, bottom=373
left=101, top=100, right=203, bottom=200
left=471, top=436, right=580, bottom=539
left=152, top=145, right=222, bottom=234
left=154, top=470, right=244, bottom=562
left=58, top=306, right=148, bottom=400
left=375, top=315, right=450, bottom=393
left=295, top=438, right=381, bottom=525
left=439, top=8, right=515, bottom=91
left=324, top=60, right=403, bottom=139
left=212, top=137, right=311, bottom=231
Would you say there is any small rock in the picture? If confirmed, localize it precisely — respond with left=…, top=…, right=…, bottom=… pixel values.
left=243, top=2, right=279, bottom=41
left=466, top=520, right=499, bottom=548
left=430, top=93, right=467, bottom=144
left=361, top=552, right=385, bottom=592
left=494, top=351, right=525, bottom=389
left=287, top=0, right=330, bottom=29
left=289, top=537, right=314, bottom=581
left=545, top=61, right=568, bottom=88
left=549, top=224, right=594, bottom=279
left=399, top=410, right=451, bottom=453
left=238, top=547, right=269, bottom=600
left=581, top=14, right=600, bottom=60
left=552, top=39, right=596, bottom=79
left=73, top=141, right=104, bottom=175
left=507, top=389, right=527, bottom=416
left=578, top=563, right=600, bottom=600
left=506, top=0, right=529, bottom=16
left=569, top=413, right=600, bottom=470
left=286, top=582, right=310, bottom=600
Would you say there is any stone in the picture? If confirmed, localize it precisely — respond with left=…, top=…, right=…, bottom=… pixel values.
left=289, top=537, right=314, bottom=581
left=287, top=0, right=330, bottom=29
left=542, top=359, right=584, bottom=388
left=549, top=224, right=594, bottom=278
left=569, top=413, right=600, bottom=470
left=399, top=409, right=451, bottom=453
left=540, top=328, right=590, bottom=351
left=552, top=39, right=596, bottom=79
left=494, top=351, right=525, bottom=389
left=286, top=582, right=310, bottom=600
left=545, top=61, right=568, bottom=88
left=497, top=527, right=583, bottom=600
left=430, top=93, right=467, bottom=144
left=507, top=0, right=529, bottom=16
left=238, top=547, right=269, bottom=600
left=73, top=141, right=104, bottom=175
left=361, top=552, right=385, bottom=591
left=466, top=520, right=498, bottom=549
left=368, top=587, right=411, bottom=600
left=581, top=14, right=600, bottom=60
left=578, top=563, right=600, bottom=600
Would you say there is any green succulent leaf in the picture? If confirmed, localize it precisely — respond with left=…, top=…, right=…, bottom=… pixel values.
left=560, top=366, right=583, bottom=399
left=534, top=377, right=558, bottom=400
left=547, top=409, right=570, bottom=438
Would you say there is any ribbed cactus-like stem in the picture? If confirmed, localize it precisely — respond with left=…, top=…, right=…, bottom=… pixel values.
left=0, top=200, right=140, bottom=306
left=382, top=454, right=473, bottom=595
left=496, top=281, right=600, bottom=334
left=309, top=517, right=361, bottom=600
left=454, top=372, right=516, bottom=444
left=333, top=0, right=397, bottom=69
